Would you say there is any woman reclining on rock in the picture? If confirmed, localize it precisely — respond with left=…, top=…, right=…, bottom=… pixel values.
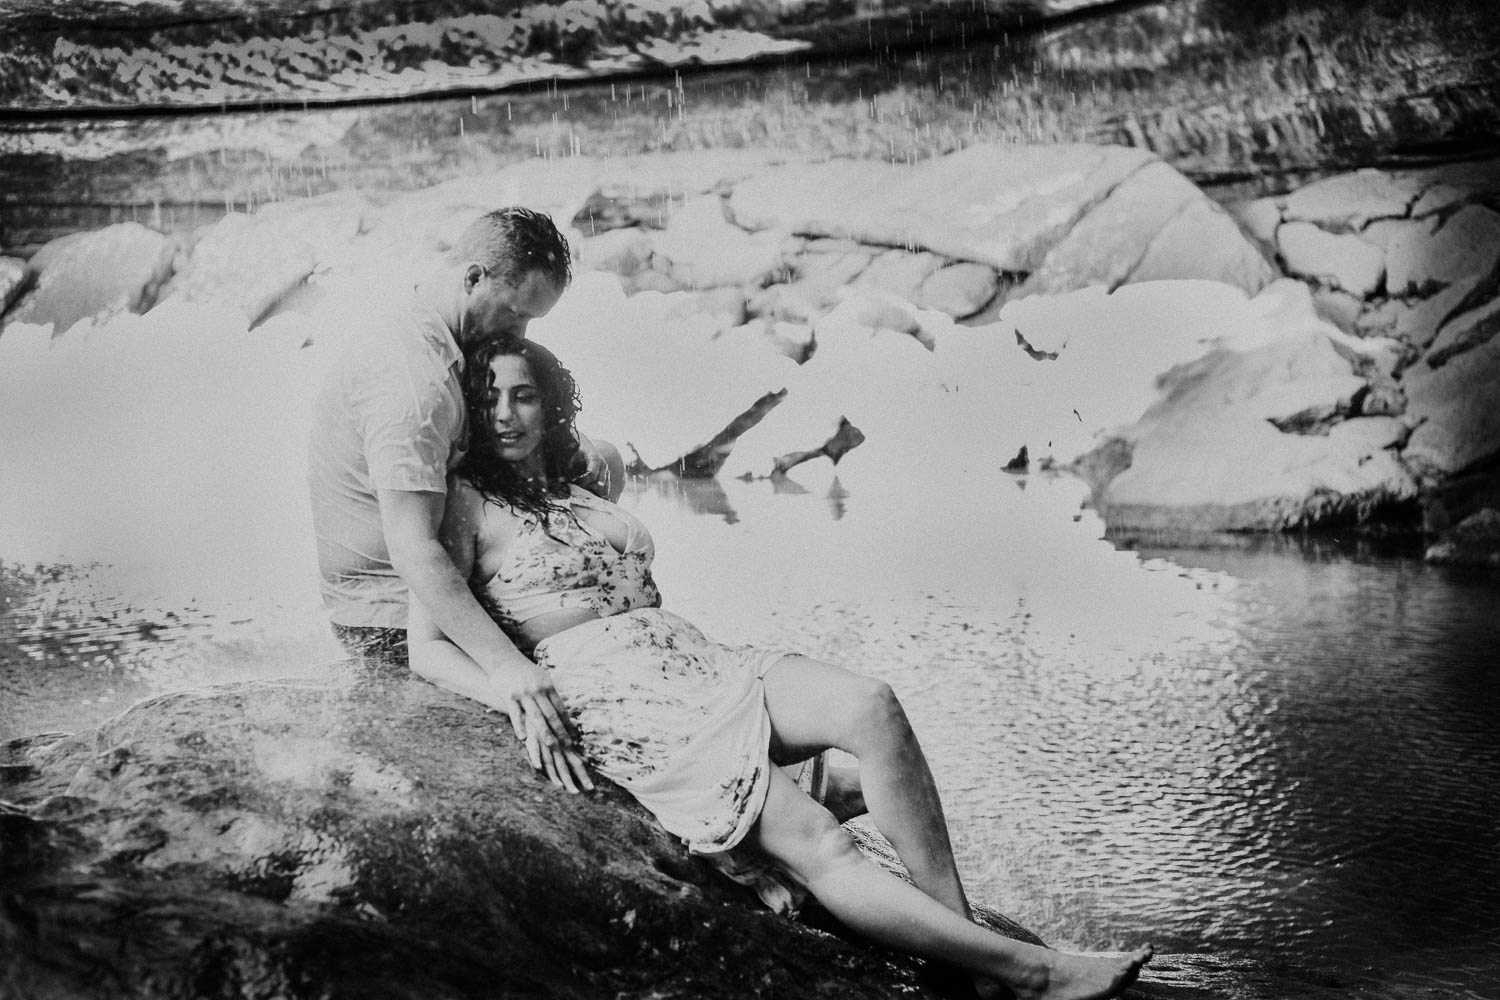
left=407, top=336, right=1152, bottom=1000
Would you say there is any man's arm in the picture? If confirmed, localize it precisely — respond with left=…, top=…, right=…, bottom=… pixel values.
left=380, top=488, right=528, bottom=675
left=575, top=432, right=626, bottom=503
left=385, top=488, right=591, bottom=792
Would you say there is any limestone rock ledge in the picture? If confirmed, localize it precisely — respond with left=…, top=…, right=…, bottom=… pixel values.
left=1, top=673, right=1052, bottom=1000
left=4, top=141, right=1498, bottom=541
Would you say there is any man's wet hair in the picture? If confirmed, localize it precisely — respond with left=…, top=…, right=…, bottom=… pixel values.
left=452, top=207, right=572, bottom=289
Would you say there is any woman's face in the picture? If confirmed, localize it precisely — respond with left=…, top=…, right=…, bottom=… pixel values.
left=485, top=353, right=546, bottom=467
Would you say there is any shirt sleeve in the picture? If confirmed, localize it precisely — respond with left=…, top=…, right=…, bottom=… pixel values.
left=360, top=370, right=459, bottom=495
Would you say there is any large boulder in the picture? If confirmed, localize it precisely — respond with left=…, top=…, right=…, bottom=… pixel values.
left=1246, top=158, right=1500, bottom=364
left=1402, top=328, right=1500, bottom=478
left=0, top=256, right=28, bottom=317
left=333, top=150, right=791, bottom=292
left=1276, top=223, right=1386, bottom=299
left=1021, top=161, right=1274, bottom=297
left=729, top=144, right=1155, bottom=274
left=6, top=223, right=177, bottom=336
left=853, top=249, right=945, bottom=302
left=159, top=191, right=369, bottom=327
left=576, top=226, right=656, bottom=279
left=1, top=673, right=1010, bottom=999
left=1359, top=274, right=1483, bottom=352
left=1384, top=204, right=1500, bottom=297
left=917, top=262, right=999, bottom=319
left=1281, top=168, right=1421, bottom=229
left=1425, top=297, right=1500, bottom=369
left=729, top=144, right=1272, bottom=299
left=1126, top=199, right=1277, bottom=293
left=1082, top=284, right=1419, bottom=533
left=939, top=281, right=1284, bottom=472
left=650, top=196, right=793, bottom=290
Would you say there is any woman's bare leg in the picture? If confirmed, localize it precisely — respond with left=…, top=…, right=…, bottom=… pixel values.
left=751, top=769, right=1151, bottom=1000
left=762, top=656, right=970, bottom=918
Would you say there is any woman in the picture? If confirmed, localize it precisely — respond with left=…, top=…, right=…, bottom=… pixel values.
left=408, top=337, right=1152, bottom=1000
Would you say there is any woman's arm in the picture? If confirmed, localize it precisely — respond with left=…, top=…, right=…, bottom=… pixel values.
left=408, top=482, right=593, bottom=793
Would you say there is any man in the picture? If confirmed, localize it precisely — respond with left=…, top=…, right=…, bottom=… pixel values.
left=308, top=207, right=615, bottom=661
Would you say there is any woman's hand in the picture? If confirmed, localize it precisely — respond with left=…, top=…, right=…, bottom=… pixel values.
left=525, top=730, right=595, bottom=794
left=488, top=664, right=594, bottom=793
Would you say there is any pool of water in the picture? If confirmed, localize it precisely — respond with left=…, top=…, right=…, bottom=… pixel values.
left=6, top=468, right=1495, bottom=997
left=626, top=477, right=1500, bottom=997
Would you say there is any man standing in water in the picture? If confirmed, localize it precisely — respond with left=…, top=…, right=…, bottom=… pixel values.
left=308, top=207, right=615, bottom=661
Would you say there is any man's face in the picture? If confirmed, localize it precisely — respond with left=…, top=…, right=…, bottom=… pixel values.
left=461, top=267, right=564, bottom=344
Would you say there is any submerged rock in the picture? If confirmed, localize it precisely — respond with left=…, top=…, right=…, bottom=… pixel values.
left=0, top=673, right=1047, bottom=1000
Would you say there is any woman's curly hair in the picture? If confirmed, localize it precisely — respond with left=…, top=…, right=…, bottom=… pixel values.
left=458, top=337, right=587, bottom=524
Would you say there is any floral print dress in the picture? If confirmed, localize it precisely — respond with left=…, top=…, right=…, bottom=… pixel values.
left=479, top=487, right=799, bottom=907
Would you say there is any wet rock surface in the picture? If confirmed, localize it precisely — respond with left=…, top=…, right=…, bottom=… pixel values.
left=0, top=255, right=25, bottom=313
left=2, top=675, right=895, bottom=999
left=3, top=671, right=1218, bottom=1000
left=1425, top=507, right=1500, bottom=567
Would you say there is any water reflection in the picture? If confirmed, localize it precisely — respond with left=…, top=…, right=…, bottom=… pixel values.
left=624, top=477, right=1500, bottom=993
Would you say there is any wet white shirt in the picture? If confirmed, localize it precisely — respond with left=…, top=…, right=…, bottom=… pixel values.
left=307, top=289, right=467, bottom=628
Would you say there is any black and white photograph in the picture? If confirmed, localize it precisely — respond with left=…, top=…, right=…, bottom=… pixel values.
left=2, top=1, right=1498, bottom=997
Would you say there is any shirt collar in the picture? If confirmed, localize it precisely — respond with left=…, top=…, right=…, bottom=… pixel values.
left=415, top=290, right=464, bottom=372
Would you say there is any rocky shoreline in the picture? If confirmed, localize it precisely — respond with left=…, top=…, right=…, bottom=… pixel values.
left=3, top=140, right=1498, bottom=563
left=0, top=672, right=976, bottom=1000
left=4, top=0, right=1495, bottom=185
left=6, top=666, right=1284, bottom=999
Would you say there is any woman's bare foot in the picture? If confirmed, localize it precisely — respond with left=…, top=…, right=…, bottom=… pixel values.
left=983, top=944, right=1153, bottom=1000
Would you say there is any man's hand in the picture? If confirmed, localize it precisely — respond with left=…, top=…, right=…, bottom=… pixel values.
left=575, top=433, right=626, bottom=503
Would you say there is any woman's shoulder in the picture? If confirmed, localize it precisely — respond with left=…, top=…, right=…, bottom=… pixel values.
left=445, top=475, right=486, bottom=515
left=446, top=476, right=523, bottom=532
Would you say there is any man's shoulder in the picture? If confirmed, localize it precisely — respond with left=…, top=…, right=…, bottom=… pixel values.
left=333, top=290, right=453, bottom=375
